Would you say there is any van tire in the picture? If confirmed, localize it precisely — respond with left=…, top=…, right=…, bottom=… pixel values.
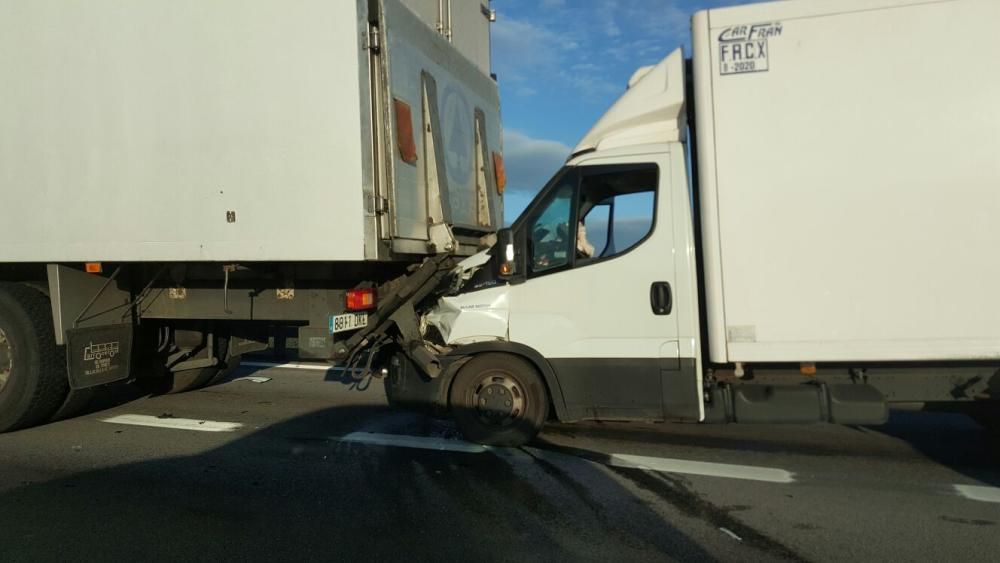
left=449, top=353, right=548, bottom=447
left=0, top=283, right=70, bottom=433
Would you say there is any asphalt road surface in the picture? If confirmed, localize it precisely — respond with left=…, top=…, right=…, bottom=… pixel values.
left=1, top=361, right=998, bottom=562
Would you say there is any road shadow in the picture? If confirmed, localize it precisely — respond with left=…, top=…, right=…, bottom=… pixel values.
left=236, top=357, right=377, bottom=389
left=867, top=408, right=1000, bottom=487
left=0, top=402, right=800, bottom=563
left=42, top=360, right=394, bottom=437
left=542, top=409, right=1000, bottom=492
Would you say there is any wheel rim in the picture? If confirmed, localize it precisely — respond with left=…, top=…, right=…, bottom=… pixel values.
left=0, top=328, right=11, bottom=393
left=472, top=371, right=525, bottom=427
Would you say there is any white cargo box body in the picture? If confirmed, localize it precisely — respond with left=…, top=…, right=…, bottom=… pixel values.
left=693, top=0, right=1000, bottom=363
left=0, top=0, right=502, bottom=263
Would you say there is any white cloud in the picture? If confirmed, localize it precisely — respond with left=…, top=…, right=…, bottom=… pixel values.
left=493, top=13, right=622, bottom=100
left=491, top=15, right=561, bottom=84
left=630, top=3, right=691, bottom=39
left=557, top=68, right=622, bottom=98
left=503, top=129, right=571, bottom=194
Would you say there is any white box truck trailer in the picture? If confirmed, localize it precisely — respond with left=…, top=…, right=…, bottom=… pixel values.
left=340, top=0, right=1000, bottom=446
left=0, top=0, right=504, bottom=432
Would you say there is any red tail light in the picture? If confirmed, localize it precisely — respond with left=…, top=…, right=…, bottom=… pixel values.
left=346, top=288, right=376, bottom=311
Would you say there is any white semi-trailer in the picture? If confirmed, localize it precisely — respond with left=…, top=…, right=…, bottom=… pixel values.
left=0, top=0, right=503, bottom=432
left=340, top=0, right=1000, bottom=446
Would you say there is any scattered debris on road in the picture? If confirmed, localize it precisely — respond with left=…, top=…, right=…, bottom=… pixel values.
left=233, top=376, right=272, bottom=384
left=719, top=527, right=743, bottom=542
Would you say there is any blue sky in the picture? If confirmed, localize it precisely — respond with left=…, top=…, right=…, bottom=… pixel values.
left=491, top=0, right=747, bottom=221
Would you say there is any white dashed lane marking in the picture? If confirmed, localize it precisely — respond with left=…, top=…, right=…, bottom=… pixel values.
left=333, top=431, right=490, bottom=453
left=101, top=395, right=997, bottom=503
left=330, top=431, right=796, bottom=483
left=102, top=414, right=243, bottom=433
left=953, top=484, right=1000, bottom=504
left=608, top=453, right=796, bottom=484
left=242, top=361, right=335, bottom=372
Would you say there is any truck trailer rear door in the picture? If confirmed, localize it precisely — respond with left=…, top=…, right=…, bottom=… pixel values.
left=370, top=0, right=503, bottom=256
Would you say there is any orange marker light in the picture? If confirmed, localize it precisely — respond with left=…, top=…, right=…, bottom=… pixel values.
left=85, top=262, right=103, bottom=274
left=492, top=152, right=506, bottom=194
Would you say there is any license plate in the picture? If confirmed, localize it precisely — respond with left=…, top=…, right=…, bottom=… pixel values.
left=330, top=312, right=369, bottom=334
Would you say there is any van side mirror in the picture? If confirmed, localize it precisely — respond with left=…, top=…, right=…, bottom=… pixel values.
left=495, top=227, right=525, bottom=283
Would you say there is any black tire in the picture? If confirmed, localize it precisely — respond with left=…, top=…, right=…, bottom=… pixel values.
left=0, top=283, right=70, bottom=433
left=383, top=353, right=412, bottom=409
left=162, top=366, right=219, bottom=394
left=46, top=343, right=96, bottom=423
left=206, top=354, right=243, bottom=386
left=50, top=388, right=95, bottom=422
left=138, top=335, right=232, bottom=395
left=449, top=353, right=548, bottom=447
left=383, top=377, right=398, bottom=409
left=140, top=365, right=219, bottom=395
left=141, top=364, right=221, bottom=395
left=969, top=403, right=1000, bottom=436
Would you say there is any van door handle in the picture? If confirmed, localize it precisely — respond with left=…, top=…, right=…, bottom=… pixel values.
left=650, top=282, right=672, bottom=315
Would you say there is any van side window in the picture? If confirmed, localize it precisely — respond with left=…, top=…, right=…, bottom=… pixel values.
left=522, top=164, right=657, bottom=277
left=578, top=166, right=657, bottom=261
left=528, top=182, right=575, bottom=274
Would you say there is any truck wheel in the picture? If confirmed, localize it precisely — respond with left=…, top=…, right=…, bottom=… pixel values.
left=449, top=353, right=548, bottom=447
left=140, top=336, right=232, bottom=395
left=148, top=357, right=237, bottom=395
left=142, top=364, right=220, bottom=395
left=969, top=403, right=1000, bottom=435
left=0, top=283, right=70, bottom=433
left=206, top=354, right=242, bottom=386
left=163, top=367, right=217, bottom=394
left=50, top=388, right=95, bottom=422
left=45, top=344, right=95, bottom=422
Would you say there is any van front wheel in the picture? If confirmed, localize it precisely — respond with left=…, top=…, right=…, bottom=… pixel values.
left=449, top=353, right=548, bottom=447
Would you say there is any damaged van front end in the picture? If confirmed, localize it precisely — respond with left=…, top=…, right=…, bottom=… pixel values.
left=329, top=246, right=517, bottom=414
left=423, top=284, right=510, bottom=347
left=330, top=242, right=506, bottom=357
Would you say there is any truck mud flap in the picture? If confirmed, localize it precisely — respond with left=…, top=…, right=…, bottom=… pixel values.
left=65, top=325, right=134, bottom=389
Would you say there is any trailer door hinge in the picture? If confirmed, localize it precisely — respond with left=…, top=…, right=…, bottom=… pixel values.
left=365, top=25, right=381, bottom=53
left=375, top=196, right=390, bottom=215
